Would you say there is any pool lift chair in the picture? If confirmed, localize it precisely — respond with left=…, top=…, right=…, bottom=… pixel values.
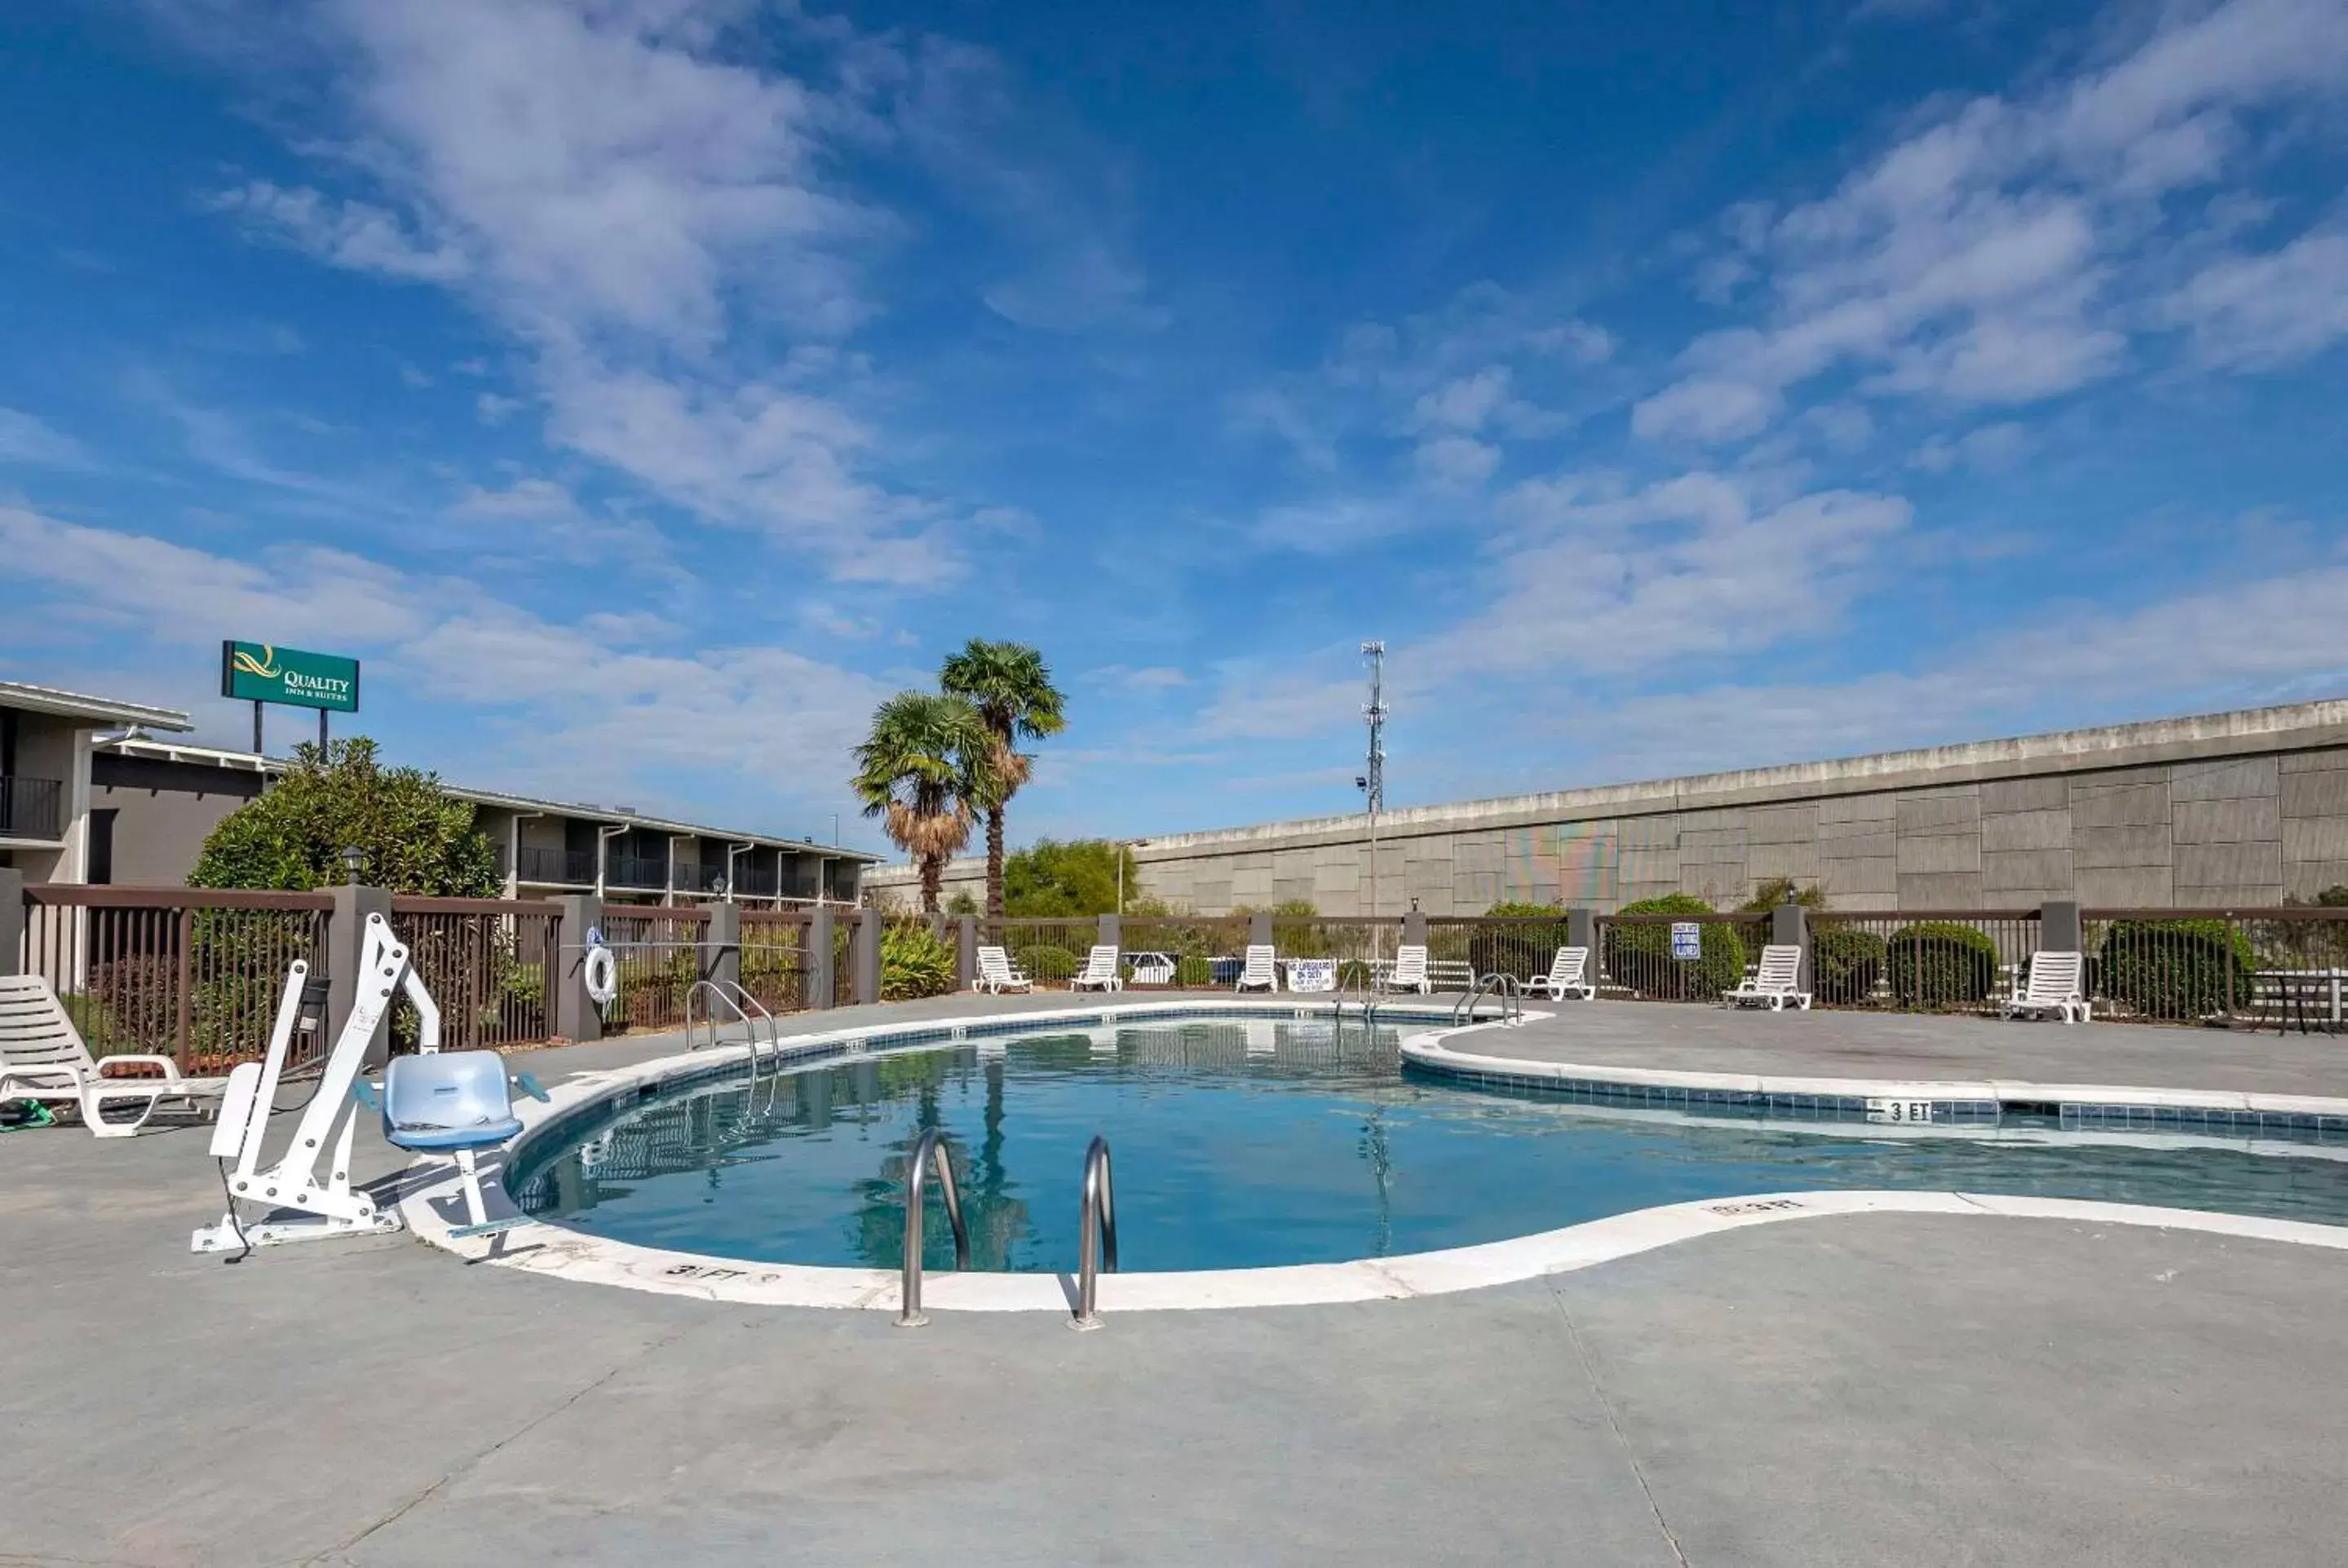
left=191, top=912, right=546, bottom=1255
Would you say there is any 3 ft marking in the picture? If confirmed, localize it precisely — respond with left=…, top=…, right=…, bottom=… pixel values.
left=1867, top=1098, right=1935, bottom=1124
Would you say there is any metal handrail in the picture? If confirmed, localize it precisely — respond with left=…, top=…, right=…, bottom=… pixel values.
left=684, top=978, right=781, bottom=1064
left=1072, top=1133, right=1118, bottom=1331
left=895, top=1129, right=969, bottom=1328
left=1452, top=972, right=1523, bottom=1027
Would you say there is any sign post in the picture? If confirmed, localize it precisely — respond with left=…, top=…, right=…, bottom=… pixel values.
left=221, top=642, right=361, bottom=755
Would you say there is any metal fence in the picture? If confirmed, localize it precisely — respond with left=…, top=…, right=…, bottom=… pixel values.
left=596, top=908, right=713, bottom=1032
left=1806, top=911, right=2042, bottom=1012
left=2084, top=908, right=2348, bottom=1027
left=388, top=896, right=560, bottom=1050
left=741, top=911, right=811, bottom=1014
left=20, top=886, right=333, bottom=1071
left=1593, top=912, right=1772, bottom=1002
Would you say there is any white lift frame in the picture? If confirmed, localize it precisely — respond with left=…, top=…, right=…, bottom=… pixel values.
left=191, top=912, right=440, bottom=1254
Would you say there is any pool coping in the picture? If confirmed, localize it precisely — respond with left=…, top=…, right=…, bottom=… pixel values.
left=395, top=998, right=2348, bottom=1314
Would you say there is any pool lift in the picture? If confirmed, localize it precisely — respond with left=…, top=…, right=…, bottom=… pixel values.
left=191, top=912, right=546, bottom=1255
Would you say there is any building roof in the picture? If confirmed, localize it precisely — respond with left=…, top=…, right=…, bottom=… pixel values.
left=0, top=681, right=192, bottom=731
left=95, top=734, right=878, bottom=861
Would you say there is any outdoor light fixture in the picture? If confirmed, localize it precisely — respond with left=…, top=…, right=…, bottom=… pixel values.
left=712, top=875, right=729, bottom=899
left=340, top=846, right=366, bottom=885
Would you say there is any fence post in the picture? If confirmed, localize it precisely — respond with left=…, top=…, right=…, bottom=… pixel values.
left=1249, top=910, right=1273, bottom=947
left=328, top=882, right=397, bottom=1064
left=553, top=894, right=604, bottom=1045
left=704, top=903, right=741, bottom=991
left=957, top=915, right=977, bottom=991
left=1097, top=912, right=1120, bottom=950
left=1568, top=907, right=1597, bottom=960
left=807, top=907, right=837, bottom=1009
left=2040, top=900, right=2081, bottom=954
left=852, top=907, right=882, bottom=1005
left=1772, top=900, right=1811, bottom=998
left=1402, top=908, right=1427, bottom=947
left=0, top=868, right=22, bottom=976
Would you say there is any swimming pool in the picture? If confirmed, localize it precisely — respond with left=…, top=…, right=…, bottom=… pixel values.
left=504, top=1017, right=2348, bottom=1274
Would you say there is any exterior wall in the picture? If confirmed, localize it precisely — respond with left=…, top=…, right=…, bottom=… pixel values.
left=865, top=699, right=2348, bottom=914
left=88, top=753, right=264, bottom=885
left=1, top=712, right=91, bottom=882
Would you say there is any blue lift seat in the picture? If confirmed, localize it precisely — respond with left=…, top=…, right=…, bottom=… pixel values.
left=381, top=1051, right=524, bottom=1152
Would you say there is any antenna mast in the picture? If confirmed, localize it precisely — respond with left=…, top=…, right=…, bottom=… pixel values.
left=1360, top=641, right=1386, bottom=926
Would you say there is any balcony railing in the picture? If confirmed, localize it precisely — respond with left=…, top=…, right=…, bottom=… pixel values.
left=605, top=853, right=671, bottom=890
left=0, top=775, right=64, bottom=840
left=509, top=846, right=599, bottom=886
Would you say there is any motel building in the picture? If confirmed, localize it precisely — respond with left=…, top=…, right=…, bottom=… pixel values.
left=2, top=679, right=872, bottom=906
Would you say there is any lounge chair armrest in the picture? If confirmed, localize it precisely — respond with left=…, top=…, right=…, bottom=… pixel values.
left=95, top=1054, right=184, bottom=1082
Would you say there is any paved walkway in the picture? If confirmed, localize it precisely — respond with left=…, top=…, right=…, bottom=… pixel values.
left=1425, top=1000, right=2348, bottom=1100
left=7, top=995, right=2348, bottom=1564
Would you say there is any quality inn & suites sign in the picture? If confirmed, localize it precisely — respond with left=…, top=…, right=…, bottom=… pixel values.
left=220, top=641, right=361, bottom=713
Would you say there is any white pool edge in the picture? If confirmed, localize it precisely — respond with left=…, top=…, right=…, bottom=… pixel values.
left=395, top=999, right=2348, bottom=1314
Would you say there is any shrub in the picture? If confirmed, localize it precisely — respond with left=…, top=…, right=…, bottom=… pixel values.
left=1018, top=943, right=1081, bottom=983
left=1472, top=901, right=1568, bottom=979
left=1739, top=878, right=1826, bottom=912
left=1810, top=925, right=1888, bottom=1004
left=1885, top=921, right=1999, bottom=1008
left=1174, top=955, right=1215, bottom=987
left=881, top=921, right=957, bottom=1000
left=1603, top=894, right=1745, bottom=1000
left=2095, top=918, right=2258, bottom=1020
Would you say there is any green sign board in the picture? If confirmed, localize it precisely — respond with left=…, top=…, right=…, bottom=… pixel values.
left=220, top=641, right=361, bottom=713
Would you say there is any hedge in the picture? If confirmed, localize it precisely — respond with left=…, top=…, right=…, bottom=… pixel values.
left=1810, top=925, right=1888, bottom=1005
left=1885, top=921, right=1999, bottom=1008
left=881, top=921, right=957, bottom=1001
left=1603, top=894, right=1745, bottom=1000
left=1017, top=943, right=1081, bottom=983
left=2094, top=918, right=2258, bottom=1020
left=1470, top=902, right=1568, bottom=978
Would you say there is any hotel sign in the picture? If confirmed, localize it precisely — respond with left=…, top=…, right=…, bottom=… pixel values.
left=220, top=641, right=361, bottom=713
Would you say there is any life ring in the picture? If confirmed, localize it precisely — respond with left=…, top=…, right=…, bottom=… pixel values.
left=582, top=939, right=619, bottom=1008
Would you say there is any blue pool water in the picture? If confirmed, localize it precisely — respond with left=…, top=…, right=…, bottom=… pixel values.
left=506, top=1020, right=2348, bottom=1272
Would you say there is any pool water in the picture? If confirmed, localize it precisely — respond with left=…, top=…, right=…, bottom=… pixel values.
left=507, top=1020, right=2348, bottom=1272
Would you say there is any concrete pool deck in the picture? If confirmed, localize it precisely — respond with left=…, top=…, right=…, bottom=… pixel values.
left=9, top=994, right=2348, bottom=1563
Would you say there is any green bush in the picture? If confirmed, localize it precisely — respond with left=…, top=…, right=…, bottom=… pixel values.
left=1472, top=901, right=1568, bottom=979
left=1885, top=921, right=1999, bottom=1008
left=1173, top=955, right=1214, bottom=987
left=1603, top=894, right=1745, bottom=1000
left=2096, top=918, right=2258, bottom=1020
left=881, top=921, right=957, bottom=1000
left=1018, top=943, right=1081, bottom=983
left=1810, top=925, right=1888, bottom=1004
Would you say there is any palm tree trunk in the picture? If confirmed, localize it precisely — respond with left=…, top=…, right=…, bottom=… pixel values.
left=986, top=806, right=1006, bottom=920
left=921, top=851, right=943, bottom=914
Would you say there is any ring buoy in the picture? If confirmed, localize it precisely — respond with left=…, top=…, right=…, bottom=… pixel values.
left=583, top=942, right=618, bottom=1008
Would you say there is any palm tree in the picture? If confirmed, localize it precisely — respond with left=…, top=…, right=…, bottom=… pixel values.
left=939, top=639, right=1067, bottom=920
left=851, top=691, right=993, bottom=914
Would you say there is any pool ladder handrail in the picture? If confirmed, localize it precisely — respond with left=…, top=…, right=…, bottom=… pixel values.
left=685, top=978, right=782, bottom=1066
left=894, top=1129, right=970, bottom=1328
left=1338, top=959, right=1381, bottom=1026
left=1072, top=1133, right=1119, bottom=1331
left=1453, top=972, right=1523, bottom=1028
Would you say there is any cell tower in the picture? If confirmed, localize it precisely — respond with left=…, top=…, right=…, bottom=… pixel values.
left=1360, top=640, right=1386, bottom=924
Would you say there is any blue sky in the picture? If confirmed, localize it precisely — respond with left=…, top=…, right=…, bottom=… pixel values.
left=3, top=0, right=2345, bottom=855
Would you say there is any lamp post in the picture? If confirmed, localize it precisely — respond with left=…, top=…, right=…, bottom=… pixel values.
left=340, top=846, right=366, bottom=886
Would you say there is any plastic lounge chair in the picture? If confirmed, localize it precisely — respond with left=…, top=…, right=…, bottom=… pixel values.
left=2001, top=950, right=2089, bottom=1023
left=1382, top=944, right=1432, bottom=995
left=1127, top=952, right=1176, bottom=986
left=1070, top=944, right=1125, bottom=992
left=1526, top=946, right=1597, bottom=1002
left=1723, top=944, right=1811, bottom=1011
left=1236, top=944, right=1279, bottom=993
left=0, top=974, right=229, bottom=1137
left=975, top=946, right=1033, bottom=994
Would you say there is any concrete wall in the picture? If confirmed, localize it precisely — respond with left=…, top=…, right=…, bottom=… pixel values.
left=0, top=712, right=91, bottom=882
left=867, top=698, right=2348, bottom=914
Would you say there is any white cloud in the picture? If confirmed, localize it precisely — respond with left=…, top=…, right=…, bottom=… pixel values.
left=0, top=408, right=90, bottom=468
left=453, top=477, right=580, bottom=519
left=2166, top=231, right=2348, bottom=369
left=475, top=391, right=524, bottom=426
left=1638, top=0, right=2348, bottom=443
left=1528, top=320, right=1616, bottom=364
left=1910, top=421, right=2030, bottom=474
left=210, top=180, right=470, bottom=282
left=1249, top=495, right=1420, bottom=554
left=1413, top=435, right=1500, bottom=488
left=1412, top=368, right=1514, bottom=432
left=1086, top=664, right=1191, bottom=693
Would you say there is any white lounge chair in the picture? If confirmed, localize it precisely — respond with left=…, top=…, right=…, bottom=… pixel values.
left=1723, top=944, right=1811, bottom=1011
left=974, top=946, right=1033, bottom=994
left=1527, top=945, right=1597, bottom=1002
left=1070, top=944, right=1125, bottom=992
left=0, top=974, right=230, bottom=1137
left=2001, top=950, right=2089, bottom=1023
left=1235, top=944, right=1278, bottom=993
left=1127, top=951, right=1177, bottom=987
left=1382, top=944, right=1431, bottom=994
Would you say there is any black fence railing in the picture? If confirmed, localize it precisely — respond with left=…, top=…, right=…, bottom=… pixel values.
left=604, top=854, right=671, bottom=890
left=0, top=775, right=64, bottom=840
left=509, top=845, right=599, bottom=886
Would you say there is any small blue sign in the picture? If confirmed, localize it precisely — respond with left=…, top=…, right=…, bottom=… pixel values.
left=1669, top=921, right=1702, bottom=961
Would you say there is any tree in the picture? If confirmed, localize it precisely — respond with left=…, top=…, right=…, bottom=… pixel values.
left=851, top=691, right=994, bottom=914
left=191, top=736, right=498, bottom=894
left=938, top=638, right=1067, bottom=921
left=1002, top=838, right=1138, bottom=917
